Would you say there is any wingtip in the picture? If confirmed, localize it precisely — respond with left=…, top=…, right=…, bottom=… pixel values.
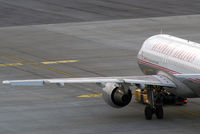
left=2, top=81, right=10, bottom=84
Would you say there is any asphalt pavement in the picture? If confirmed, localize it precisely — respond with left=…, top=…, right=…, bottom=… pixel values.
left=1, top=0, right=200, bottom=27
left=0, top=1, right=200, bottom=134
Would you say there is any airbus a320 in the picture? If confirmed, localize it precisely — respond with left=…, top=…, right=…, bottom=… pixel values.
left=3, top=34, right=200, bottom=120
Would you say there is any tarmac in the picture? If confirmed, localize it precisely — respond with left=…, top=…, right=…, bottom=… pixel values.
left=0, top=1, right=200, bottom=134
left=1, top=0, right=200, bottom=27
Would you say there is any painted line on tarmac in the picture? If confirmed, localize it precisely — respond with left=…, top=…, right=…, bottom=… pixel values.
left=0, top=55, right=135, bottom=68
left=77, top=93, right=137, bottom=98
left=4, top=53, right=199, bottom=118
left=76, top=93, right=200, bottom=118
left=170, top=106, right=200, bottom=118
left=0, top=60, right=78, bottom=67
left=41, top=60, right=78, bottom=64
left=0, top=53, right=78, bottom=78
left=0, top=63, right=23, bottom=67
left=77, top=93, right=102, bottom=98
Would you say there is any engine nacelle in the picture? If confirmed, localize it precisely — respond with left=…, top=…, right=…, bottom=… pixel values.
left=102, top=83, right=132, bottom=108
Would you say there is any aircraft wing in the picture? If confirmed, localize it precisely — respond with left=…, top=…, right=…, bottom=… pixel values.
left=3, top=75, right=176, bottom=87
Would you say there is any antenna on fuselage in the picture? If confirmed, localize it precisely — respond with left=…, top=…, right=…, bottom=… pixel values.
left=160, top=27, right=163, bottom=34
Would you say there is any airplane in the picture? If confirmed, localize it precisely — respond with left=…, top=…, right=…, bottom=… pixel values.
left=3, top=34, right=200, bottom=120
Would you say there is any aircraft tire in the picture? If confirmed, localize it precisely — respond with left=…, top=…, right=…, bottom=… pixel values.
left=145, top=105, right=153, bottom=120
left=155, top=106, right=163, bottom=119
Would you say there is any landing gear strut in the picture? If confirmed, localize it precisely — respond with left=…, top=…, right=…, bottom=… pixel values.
left=144, top=86, right=164, bottom=120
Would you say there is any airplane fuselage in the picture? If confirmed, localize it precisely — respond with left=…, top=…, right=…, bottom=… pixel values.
left=137, top=34, right=200, bottom=97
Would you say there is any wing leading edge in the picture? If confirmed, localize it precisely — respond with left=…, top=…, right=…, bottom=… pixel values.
left=3, top=75, right=176, bottom=88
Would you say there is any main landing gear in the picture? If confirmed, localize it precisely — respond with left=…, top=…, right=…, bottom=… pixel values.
left=144, top=86, right=164, bottom=120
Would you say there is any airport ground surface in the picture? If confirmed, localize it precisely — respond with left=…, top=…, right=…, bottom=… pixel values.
left=1, top=0, right=200, bottom=27
left=1, top=1, right=200, bottom=134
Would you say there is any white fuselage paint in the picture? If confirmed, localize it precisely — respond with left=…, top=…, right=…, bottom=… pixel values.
left=137, top=34, right=200, bottom=97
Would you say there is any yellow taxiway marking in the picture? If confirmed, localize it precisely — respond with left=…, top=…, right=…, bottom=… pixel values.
left=2, top=53, right=199, bottom=118
left=77, top=93, right=135, bottom=98
left=77, top=93, right=102, bottom=98
left=0, top=53, right=78, bottom=78
left=77, top=94, right=200, bottom=118
left=0, top=63, right=23, bottom=67
left=0, top=55, right=135, bottom=68
left=41, top=60, right=78, bottom=64
left=170, top=106, right=200, bottom=117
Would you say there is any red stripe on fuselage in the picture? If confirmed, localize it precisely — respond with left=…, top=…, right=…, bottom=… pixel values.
left=137, top=58, right=200, bottom=83
left=137, top=58, right=180, bottom=74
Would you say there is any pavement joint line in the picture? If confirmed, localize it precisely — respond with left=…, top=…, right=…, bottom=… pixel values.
left=0, top=52, right=78, bottom=78
left=87, top=56, right=137, bottom=61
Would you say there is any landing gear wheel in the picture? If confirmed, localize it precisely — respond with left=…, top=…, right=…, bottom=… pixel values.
left=145, top=105, right=153, bottom=120
left=155, top=106, right=163, bottom=119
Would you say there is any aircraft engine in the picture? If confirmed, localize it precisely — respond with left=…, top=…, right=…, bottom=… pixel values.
left=102, top=83, right=132, bottom=108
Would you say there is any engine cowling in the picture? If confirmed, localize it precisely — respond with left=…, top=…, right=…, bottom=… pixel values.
left=102, top=83, right=132, bottom=108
